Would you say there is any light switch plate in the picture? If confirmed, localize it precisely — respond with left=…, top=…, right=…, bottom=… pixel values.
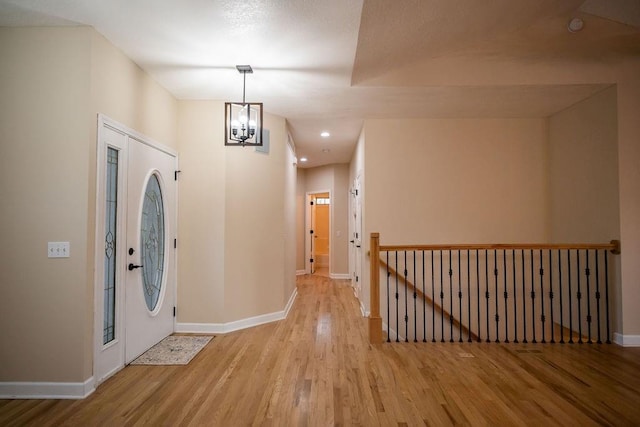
left=48, top=242, right=70, bottom=258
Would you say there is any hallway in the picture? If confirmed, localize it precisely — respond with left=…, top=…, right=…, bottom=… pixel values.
left=2, top=275, right=640, bottom=425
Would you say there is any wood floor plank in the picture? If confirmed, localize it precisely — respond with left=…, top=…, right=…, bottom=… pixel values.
left=2, top=274, right=640, bottom=425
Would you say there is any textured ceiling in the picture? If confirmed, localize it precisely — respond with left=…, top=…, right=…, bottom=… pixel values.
left=1, top=0, right=638, bottom=168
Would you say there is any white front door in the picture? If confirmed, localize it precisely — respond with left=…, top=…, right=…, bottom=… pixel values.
left=125, top=138, right=176, bottom=363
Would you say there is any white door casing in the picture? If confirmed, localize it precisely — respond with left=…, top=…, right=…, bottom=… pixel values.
left=94, top=115, right=177, bottom=384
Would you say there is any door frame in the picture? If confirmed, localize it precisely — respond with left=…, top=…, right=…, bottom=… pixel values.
left=93, top=114, right=179, bottom=387
left=305, top=190, right=331, bottom=275
left=350, top=173, right=363, bottom=298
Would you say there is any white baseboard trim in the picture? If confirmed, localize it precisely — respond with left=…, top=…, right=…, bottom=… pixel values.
left=330, top=273, right=350, bottom=280
left=0, top=376, right=95, bottom=400
left=614, top=333, right=640, bottom=347
left=177, top=289, right=298, bottom=335
left=360, top=302, right=369, bottom=318
left=284, top=287, right=298, bottom=317
left=296, top=270, right=306, bottom=276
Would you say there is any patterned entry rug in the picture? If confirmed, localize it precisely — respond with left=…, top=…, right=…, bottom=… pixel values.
left=130, top=335, right=213, bottom=365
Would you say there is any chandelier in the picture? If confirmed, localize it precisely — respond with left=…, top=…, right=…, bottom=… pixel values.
left=224, top=65, right=263, bottom=147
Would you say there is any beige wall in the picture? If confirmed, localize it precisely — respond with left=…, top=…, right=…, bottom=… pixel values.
left=0, top=26, right=92, bottom=383
left=365, top=118, right=550, bottom=244
left=332, top=164, right=350, bottom=274
left=549, top=86, right=619, bottom=243
left=177, top=101, right=226, bottom=323
left=90, top=31, right=178, bottom=148
left=0, top=26, right=179, bottom=383
left=224, top=114, right=289, bottom=321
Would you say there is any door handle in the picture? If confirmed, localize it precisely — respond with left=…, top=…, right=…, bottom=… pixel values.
left=356, top=245, right=361, bottom=248
left=350, top=240, right=355, bottom=243
left=128, top=263, right=143, bottom=271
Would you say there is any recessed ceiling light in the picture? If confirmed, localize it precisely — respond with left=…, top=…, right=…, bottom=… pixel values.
left=322, top=148, right=330, bottom=153
left=300, top=157, right=308, bottom=162
left=320, top=131, right=330, bottom=137
left=568, top=17, right=584, bottom=33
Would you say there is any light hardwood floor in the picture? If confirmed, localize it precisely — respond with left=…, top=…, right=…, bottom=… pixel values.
left=2, top=274, right=640, bottom=426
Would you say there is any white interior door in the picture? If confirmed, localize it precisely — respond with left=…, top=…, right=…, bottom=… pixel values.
left=310, top=196, right=316, bottom=274
left=125, top=138, right=176, bottom=363
left=353, top=176, right=362, bottom=296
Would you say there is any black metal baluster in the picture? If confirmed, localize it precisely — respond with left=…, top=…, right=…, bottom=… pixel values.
left=531, top=250, right=537, bottom=344
left=549, top=250, right=555, bottom=344
left=413, top=251, right=417, bottom=343
left=605, top=251, right=611, bottom=344
left=568, top=249, right=573, bottom=344
left=595, top=250, right=602, bottom=344
left=423, top=251, right=427, bottom=343
left=395, top=251, right=399, bottom=342
left=468, top=250, right=472, bottom=343
left=577, top=250, right=583, bottom=344
left=432, top=251, right=436, bottom=342
left=440, top=251, right=445, bottom=343
left=485, top=250, right=490, bottom=343
left=458, top=250, right=463, bottom=343
left=540, top=249, right=546, bottom=343
left=559, top=250, right=564, bottom=344
left=494, top=250, right=500, bottom=343
left=586, top=250, right=592, bottom=344
left=522, top=250, right=527, bottom=343
left=513, top=250, right=518, bottom=343
left=449, top=251, right=454, bottom=343
left=404, top=251, right=408, bottom=343
left=477, top=250, right=481, bottom=342
left=503, top=250, right=509, bottom=343
left=386, top=251, right=390, bottom=342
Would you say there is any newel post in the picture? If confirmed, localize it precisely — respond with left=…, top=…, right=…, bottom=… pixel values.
left=369, top=232, right=383, bottom=344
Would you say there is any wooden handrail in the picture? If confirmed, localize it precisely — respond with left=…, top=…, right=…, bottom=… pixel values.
left=379, top=240, right=621, bottom=254
left=380, top=259, right=479, bottom=341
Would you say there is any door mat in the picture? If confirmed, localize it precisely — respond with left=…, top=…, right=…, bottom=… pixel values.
left=130, top=335, right=213, bottom=365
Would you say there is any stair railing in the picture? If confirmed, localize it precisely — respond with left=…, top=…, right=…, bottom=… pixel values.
left=368, top=233, right=620, bottom=345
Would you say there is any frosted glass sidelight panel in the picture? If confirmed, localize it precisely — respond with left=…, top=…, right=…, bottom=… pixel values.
left=103, top=147, right=118, bottom=345
left=140, top=174, right=165, bottom=312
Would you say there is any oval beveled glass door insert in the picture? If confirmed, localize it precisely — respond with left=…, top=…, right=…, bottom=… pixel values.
left=140, top=174, right=165, bottom=312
